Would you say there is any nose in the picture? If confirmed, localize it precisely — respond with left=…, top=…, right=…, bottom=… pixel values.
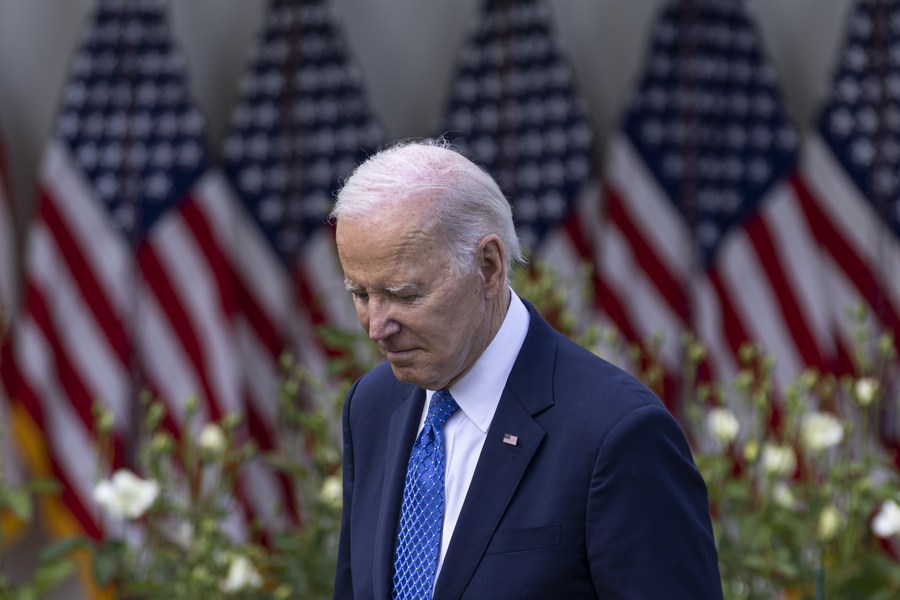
left=364, top=298, right=401, bottom=341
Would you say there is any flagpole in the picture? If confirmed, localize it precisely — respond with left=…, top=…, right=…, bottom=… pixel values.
left=118, top=4, right=145, bottom=472
left=867, top=0, right=900, bottom=448
left=676, top=0, right=702, bottom=420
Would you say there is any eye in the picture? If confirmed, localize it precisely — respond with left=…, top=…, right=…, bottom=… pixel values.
left=391, top=290, right=421, bottom=303
left=351, top=290, right=369, bottom=303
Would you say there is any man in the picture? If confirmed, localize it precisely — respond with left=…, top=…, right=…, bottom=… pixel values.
left=331, top=139, right=723, bottom=599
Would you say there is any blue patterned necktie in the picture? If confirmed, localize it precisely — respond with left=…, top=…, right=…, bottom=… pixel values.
left=392, top=389, right=460, bottom=600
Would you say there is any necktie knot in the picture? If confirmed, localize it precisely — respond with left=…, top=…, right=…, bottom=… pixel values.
left=426, top=389, right=459, bottom=432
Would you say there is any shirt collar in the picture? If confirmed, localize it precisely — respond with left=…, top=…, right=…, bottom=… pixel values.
left=428, top=289, right=530, bottom=433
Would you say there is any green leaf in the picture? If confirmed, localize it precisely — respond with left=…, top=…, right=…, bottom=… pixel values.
left=92, top=541, right=125, bottom=586
left=38, top=536, right=92, bottom=563
left=22, top=478, right=62, bottom=496
left=3, top=489, right=33, bottom=522
left=31, top=560, right=79, bottom=595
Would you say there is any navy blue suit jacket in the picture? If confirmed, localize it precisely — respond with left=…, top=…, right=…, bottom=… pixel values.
left=334, top=300, right=723, bottom=599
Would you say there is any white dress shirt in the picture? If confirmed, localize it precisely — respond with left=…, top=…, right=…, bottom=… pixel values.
left=418, top=290, right=530, bottom=578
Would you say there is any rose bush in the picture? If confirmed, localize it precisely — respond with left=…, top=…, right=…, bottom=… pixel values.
left=3, top=264, right=900, bottom=599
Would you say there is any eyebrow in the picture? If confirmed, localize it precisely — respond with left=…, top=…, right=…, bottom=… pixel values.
left=385, top=282, right=427, bottom=296
left=343, top=279, right=426, bottom=296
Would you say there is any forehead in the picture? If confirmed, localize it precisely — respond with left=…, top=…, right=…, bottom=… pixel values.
left=335, top=205, right=448, bottom=286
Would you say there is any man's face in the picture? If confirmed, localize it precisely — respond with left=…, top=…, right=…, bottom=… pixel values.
left=335, top=203, right=491, bottom=390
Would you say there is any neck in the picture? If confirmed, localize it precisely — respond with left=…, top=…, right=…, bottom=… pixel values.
left=494, top=286, right=512, bottom=327
left=481, top=286, right=512, bottom=353
left=443, top=287, right=512, bottom=390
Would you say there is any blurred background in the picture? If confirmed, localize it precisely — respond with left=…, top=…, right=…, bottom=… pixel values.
left=5, top=0, right=900, bottom=598
left=0, top=0, right=851, bottom=218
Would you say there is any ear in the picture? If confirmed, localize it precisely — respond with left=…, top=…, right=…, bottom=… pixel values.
left=477, top=235, right=506, bottom=299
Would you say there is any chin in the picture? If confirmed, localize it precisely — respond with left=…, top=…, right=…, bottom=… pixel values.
left=389, top=364, right=422, bottom=386
left=389, top=364, right=440, bottom=390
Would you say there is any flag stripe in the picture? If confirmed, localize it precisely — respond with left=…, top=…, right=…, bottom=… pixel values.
left=236, top=277, right=284, bottom=359
left=180, top=197, right=238, bottom=317
left=134, top=292, right=205, bottom=428
left=26, top=223, right=131, bottom=422
left=138, top=242, right=224, bottom=421
left=763, top=184, right=835, bottom=359
left=605, top=186, right=690, bottom=323
left=38, top=190, right=131, bottom=363
left=40, top=143, right=134, bottom=319
left=693, top=276, right=738, bottom=384
left=243, top=401, right=299, bottom=522
left=707, top=271, right=752, bottom=366
left=13, top=316, right=104, bottom=537
left=604, top=136, right=695, bottom=278
left=601, top=222, right=686, bottom=366
left=150, top=207, right=242, bottom=416
left=25, top=279, right=96, bottom=427
left=718, top=229, right=806, bottom=389
left=793, top=162, right=900, bottom=339
left=743, top=213, right=827, bottom=370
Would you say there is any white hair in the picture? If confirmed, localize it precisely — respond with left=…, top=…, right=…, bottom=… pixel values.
left=330, top=139, right=525, bottom=280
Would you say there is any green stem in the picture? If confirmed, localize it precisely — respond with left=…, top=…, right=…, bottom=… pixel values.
left=815, top=555, right=825, bottom=600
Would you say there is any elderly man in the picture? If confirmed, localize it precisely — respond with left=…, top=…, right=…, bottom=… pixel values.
left=331, top=139, right=722, bottom=599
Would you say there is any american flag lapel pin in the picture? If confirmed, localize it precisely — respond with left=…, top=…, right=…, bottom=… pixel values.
left=502, top=433, right=519, bottom=447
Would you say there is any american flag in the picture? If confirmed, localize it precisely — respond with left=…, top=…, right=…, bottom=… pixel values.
left=799, top=0, right=900, bottom=374
left=440, top=0, right=605, bottom=347
left=218, top=0, right=383, bottom=522
left=597, top=0, right=834, bottom=407
left=2, top=0, right=249, bottom=540
left=798, top=0, right=900, bottom=448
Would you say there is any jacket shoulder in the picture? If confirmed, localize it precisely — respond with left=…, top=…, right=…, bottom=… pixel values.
left=345, top=362, right=415, bottom=418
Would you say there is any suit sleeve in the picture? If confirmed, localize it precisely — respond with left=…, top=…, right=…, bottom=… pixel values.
left=333, top=380, right=359, bottom=600
left=586, top=404, right=723, bottom=599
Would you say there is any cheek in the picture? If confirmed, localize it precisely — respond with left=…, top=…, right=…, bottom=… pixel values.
left=354, top=302, right=369, bottom=328
left=439, top=309, right=478, bottom=350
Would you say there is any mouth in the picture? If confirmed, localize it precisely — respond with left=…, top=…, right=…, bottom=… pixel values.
left=381, top=347, right=419, bottom=363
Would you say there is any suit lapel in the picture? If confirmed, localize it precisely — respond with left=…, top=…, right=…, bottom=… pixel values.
left=434, top=391, right=546, bottom=600
left=373, top=385, right=424, bottom=600
left=433, top=302, right=558, bottom=600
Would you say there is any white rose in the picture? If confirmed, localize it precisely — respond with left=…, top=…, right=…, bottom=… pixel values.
left=761, top=444, right=797, bottom=477
left=800, top=412, right=844, bottom=453
left=771, top=482, right=797, bottom=510
left=872, top=499, right=900, bottom=538
left=93, top=469, right=159, bottom=519
left=220, top=554, right=263, bottom=593
left=817, top=505, right=842, bottom=541
left=198, top=423, right=227, bottom=456
left=320, top=475, right=342, bottom=509
left=854, top=377, right=878, bottom=407
left=706, top=407, right=740, bottom=443
left=169, top=521, right=194, bottom=549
